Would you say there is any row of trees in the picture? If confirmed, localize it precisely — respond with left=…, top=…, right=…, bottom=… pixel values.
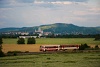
left=17, top=38, right=36, bottom=44
left=46, top=34, right=100, bottom=38
left=1, top=34, right=100, bottom=38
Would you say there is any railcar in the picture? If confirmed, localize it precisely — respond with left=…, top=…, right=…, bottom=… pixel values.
left=40, top=45, right=60, bottom=52
left=40, top=45, right=79, bottom=52
left=60, top=45, right=79, bottom=50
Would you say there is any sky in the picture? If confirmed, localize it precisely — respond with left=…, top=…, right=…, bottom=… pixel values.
left=0, top=0, right=100, bottom=28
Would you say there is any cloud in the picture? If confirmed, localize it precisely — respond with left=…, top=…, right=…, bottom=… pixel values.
left=16, top=0, right=35, bottom=3
left=34, top=1, right=72, bottom=5
left=0, top=0, right=88, bottom=8
left=0, top=0, right=100, bottom=28
left=34, top=0, right=88, bottom=3
left=33, top=0, right=88, bottom=5
left=89, top=7, right=100, bottom=13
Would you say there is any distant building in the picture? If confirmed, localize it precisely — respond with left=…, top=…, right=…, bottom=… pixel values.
left=19, top=36, right=37, bottom=38
left=35, top=27, right=43, bottom=36
left=44, top=32, right=52, bottom=36
left=19, top=28, right=44, bottom=38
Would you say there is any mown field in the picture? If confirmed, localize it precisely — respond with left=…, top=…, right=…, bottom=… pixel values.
left=3, top=38, right=100, bottom=45
left=0, top=52, right=100, bottom=67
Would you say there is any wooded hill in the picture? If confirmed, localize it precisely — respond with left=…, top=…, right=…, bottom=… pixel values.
left=0, top=23, right=100, bottom=34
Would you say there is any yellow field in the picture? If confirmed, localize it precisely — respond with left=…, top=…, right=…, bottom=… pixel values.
left=2, top=44, right=41, bottom=53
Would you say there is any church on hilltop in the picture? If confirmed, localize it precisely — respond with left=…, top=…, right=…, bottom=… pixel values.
left=35, top=27, right=43, bottom=37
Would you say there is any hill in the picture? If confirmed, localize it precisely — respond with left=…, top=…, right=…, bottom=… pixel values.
left=0, top=23, right=100, bottom=34
left=40, top=23, right=100, bottom=34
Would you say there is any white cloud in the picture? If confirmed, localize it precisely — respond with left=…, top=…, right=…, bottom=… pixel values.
left=51, top=1, right=72, bottom=5
left=34, top=1, right=72, bottom=5
left=34, top=1, right=44, bottom=4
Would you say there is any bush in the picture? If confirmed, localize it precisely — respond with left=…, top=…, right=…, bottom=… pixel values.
left=94, top=34, right=100, bottom=41
left=0, top=51, right=5, bottom=57
left=79, top=43, right=90, bottom=50
left=17, top=38, right=25, bottom=44
left=27, top=38, right=36, bottom=44
left=95, top=45, right=99, bottom=50
left=0, top=37, right=3, bottom=45
left=7, top=51, right=23, bottom=56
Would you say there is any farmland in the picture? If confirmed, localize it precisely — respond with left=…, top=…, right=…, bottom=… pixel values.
left=2, top=38, right=100, bottom=53
left=0, top=52, right=100, bottom=67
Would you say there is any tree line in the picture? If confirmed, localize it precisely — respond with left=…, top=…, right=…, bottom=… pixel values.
left=17, top=38, right=36, bottom=44
left=0, top=34, right=100, bottom=38
left=46, top=34, right=100, bottom=38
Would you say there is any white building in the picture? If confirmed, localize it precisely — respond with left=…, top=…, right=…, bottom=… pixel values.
left=19, top=36, right=37, bottom=38
left=35, top=27, right=43, bottom=36
left=20, top=32, right=29, bottom=35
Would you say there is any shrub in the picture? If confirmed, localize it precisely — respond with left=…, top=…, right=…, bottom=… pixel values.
left=27, top=38, right=36, bottom=44
left=94, top=34, right=100, bottom=41
left=79, top=43, right=90, bottom=50
left=95, top=45, right=99, bottom=50
left=0, top=37, right=3, bottom=45
left=0, top=51, right=5, bottom=57
left=83, top=43, right=90, bottom=48
left=17, top=38, right=25, bottom=44
left=7, top=51, right=22, bottom=56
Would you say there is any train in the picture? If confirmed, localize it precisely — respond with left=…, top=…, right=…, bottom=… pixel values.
left=40, top=45, right=79, bottom=52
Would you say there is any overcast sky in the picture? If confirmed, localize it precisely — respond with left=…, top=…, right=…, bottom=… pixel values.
left=0, top=0, right=100, bottom=28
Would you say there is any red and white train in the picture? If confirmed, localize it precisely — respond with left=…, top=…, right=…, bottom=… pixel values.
left=40, top=45, right=79, bottom=52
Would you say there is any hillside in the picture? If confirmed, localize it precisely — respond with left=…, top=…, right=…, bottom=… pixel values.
left=0, top=23, right=100, bottom=34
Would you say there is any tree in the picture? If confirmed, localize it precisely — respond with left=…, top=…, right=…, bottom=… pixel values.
left=0, top=37, right=5, bottom=57
left=0, top=37, right=3, bottom=45
left=94, top=34, right=100, bottom=41
left=27, top=38, right=36, bottom=44
left=17, top=38, right=25, bottom=44
left=95, top=45, right=99, bottom=50
left=79, top=43, right=90, bottom=50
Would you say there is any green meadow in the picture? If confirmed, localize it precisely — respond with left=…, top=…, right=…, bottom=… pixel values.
left=3, top=38, right=100, bottom=45
left=0, top=52, right=100, bottom=67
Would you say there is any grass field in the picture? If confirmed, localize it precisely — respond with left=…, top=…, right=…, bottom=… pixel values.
left=0, top=52, right=100, bottom=67
left=3, top=38, right=100, bottom=45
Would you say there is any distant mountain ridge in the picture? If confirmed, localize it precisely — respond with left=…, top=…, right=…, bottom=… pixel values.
left=0, top=23, right=100, bottom=34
